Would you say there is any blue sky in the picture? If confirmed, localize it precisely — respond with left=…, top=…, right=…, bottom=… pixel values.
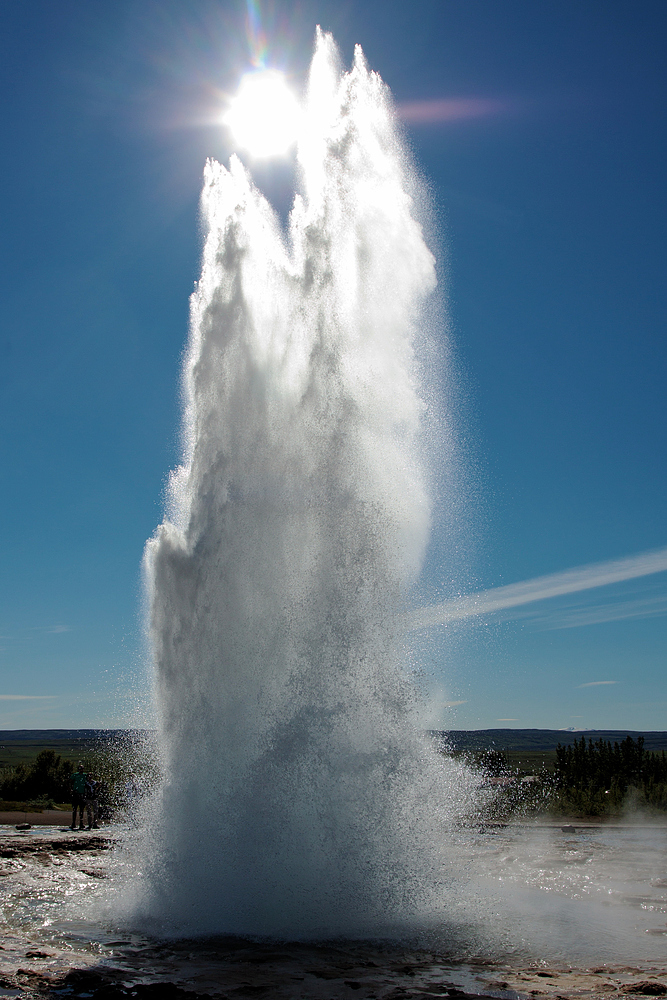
left=1, top=0, right=665, bottom=731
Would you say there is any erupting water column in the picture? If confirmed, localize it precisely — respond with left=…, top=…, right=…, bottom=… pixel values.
left=137, top=31, right=475, bottom=938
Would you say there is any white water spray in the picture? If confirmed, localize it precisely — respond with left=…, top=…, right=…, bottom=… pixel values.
left=135, top=31, right=477, bottom=938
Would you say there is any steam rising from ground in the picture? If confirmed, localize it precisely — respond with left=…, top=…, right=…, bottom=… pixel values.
left=127, top=31, right=479, bottom=937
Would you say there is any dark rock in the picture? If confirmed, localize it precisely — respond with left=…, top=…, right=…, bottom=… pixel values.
left=306, top=969, right=341, bottom=980
left=38, top=970, right=216, bottom=999
left=128, top=984, right=207, bottom=999
left=228, top=986, right=271, bottom=996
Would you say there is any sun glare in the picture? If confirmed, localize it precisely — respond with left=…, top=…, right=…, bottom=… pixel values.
left=224, top=70, right=302, bottom=158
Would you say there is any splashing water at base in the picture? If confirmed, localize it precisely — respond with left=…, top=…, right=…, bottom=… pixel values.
left=120, top=30, right=479, bottom=938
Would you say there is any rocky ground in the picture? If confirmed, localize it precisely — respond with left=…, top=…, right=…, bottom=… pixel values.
left=1, top=828, right=666, bottom=1000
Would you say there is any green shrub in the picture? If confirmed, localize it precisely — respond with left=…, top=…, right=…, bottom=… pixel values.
left=551, top=736, right=667, bottom=816
left=0, top=750, right=74, bottom=801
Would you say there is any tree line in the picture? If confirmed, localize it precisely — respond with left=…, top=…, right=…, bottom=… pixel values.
left=0, top=746, right=148, bottom=812
left=552, top=735, right=667, bottom=815
left=462, top=735, right=667, bottom=819
left=4, top=735, right=667, bottom=818
left=0, top=749, right=76, bottom=805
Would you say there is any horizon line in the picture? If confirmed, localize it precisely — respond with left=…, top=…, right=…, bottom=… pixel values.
left=1, top=725, right=666, bottom=735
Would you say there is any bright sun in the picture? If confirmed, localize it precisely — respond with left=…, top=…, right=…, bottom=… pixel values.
left=223, top=70, right=302, bottom=158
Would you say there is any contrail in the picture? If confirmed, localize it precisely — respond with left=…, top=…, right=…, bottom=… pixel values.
left=0, top=694, right=56, bottom=700
left=408, top=544, right=667, bottom=631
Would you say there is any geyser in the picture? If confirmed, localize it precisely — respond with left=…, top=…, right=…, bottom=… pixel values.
left=135, top=30, right=476, bottom=938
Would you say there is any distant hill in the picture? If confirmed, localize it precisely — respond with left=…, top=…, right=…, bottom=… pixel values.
left=1, top=729, right=666, bottom=773
left=0, top=730, right=146, bottom=769
left=0, top=730, right=127, bottom=741
left=435, top=729, right=667, bottom=754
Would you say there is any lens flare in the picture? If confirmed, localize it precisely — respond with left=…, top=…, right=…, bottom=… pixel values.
left=223, top=70, right=301, bottom=158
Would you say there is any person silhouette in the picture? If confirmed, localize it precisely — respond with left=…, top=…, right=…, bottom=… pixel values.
left=85, top=772, right=99, bottom=829
left=70, top=763, right=87, bottom=830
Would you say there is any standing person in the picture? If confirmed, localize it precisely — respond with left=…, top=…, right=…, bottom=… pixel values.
left=124, top=776, right=139, bottom=824
left=70, top=763, right=87, bottom=830
left=97, top=779, right=111, bottom=823
left=85, top=772, right=99, bottom=829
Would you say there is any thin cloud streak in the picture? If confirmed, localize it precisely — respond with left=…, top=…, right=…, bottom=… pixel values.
left=577, top=681, right=618, bottom=688
left=495, top=591, right=667, bottom=630
left=409, top=544, right=667, bottom=630
left=0, top=695, right=57, bottom=701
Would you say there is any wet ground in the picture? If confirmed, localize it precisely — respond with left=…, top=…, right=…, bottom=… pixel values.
left=1, top=826, right=666, bottom=999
